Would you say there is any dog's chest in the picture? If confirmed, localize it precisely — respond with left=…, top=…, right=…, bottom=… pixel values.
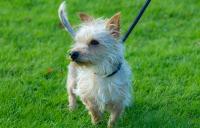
left=74, top=70, right=121, bottom=105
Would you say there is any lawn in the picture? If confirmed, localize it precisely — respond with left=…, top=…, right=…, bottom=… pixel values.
left=0, top=0, right=200, bottom=127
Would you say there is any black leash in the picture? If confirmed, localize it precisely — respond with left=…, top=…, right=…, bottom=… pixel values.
left=122, top=0, right=151, bottom=43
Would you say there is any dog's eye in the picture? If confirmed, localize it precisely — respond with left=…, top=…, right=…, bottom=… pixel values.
left=90, top=40, right=99, bottom=45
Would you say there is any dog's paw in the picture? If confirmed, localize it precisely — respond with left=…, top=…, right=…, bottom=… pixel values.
left=89, top=112, right=102, bottom=125
left=92, top=119, right=102, bottom=125
left=107, top=123, right=112, bottom=128
left=107, top=120, right=115, bottom=128
left=91, top=117, right=102, bottom=125
left=68, top=104, right=76, bottom=111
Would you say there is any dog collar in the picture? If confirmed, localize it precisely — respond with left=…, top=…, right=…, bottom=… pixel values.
left=106, top=63, right=122, bottom=77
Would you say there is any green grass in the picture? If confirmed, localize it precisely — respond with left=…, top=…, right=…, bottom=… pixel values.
left=0, top=0, right=200, bottom=127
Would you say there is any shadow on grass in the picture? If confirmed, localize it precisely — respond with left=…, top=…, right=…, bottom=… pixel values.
left=62, top=99, right=192, bottom=128
left=117, top=101, right=192, bottom=128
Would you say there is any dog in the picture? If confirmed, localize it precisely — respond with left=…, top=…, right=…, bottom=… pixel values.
left=59, top=3, right=132, bottom=128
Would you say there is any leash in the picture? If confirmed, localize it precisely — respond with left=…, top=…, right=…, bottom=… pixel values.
left=121, top=0, right=151, bottom=43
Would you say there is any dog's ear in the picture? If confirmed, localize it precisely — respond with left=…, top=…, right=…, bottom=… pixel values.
left=78, top=12, right=94, bottom=22
left=106, top=12, right=120, bottom=38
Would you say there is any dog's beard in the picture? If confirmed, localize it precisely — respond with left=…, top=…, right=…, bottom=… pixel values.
left=74, top=60, right=92, bottom=66
left=69, top=57, right=93, bottom=66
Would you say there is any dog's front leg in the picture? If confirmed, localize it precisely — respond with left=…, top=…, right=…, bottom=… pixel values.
left=108, top=103, right=123, bottom=128
left=67, top=62, right=77, bottom=111
left=83, top=98, right=102, bottom=125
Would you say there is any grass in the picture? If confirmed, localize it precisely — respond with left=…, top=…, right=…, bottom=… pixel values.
left=0, top=0, right=200, bottom=127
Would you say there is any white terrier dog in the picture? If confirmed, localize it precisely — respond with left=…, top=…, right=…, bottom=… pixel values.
left=59, top=3, right=132, bottom=128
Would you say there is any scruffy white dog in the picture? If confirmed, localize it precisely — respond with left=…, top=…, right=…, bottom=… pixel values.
left=59, top=3, right=132, bottom=128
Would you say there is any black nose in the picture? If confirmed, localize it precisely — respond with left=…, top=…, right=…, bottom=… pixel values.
left=69, top=51, right=79, bottom=61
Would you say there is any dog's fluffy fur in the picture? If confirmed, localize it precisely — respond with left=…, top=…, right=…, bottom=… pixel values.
left=64, top=12, right=132, bottom=128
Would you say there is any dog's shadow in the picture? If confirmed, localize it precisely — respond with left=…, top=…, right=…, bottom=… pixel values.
left=98, top=102, right=185, bottom=128
left=65, top=99, right=185, bottom=128
left=116, top=101, right=189, bottom=128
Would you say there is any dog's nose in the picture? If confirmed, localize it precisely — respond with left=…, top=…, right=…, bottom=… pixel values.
left=69, top=51, right=79, bottom=61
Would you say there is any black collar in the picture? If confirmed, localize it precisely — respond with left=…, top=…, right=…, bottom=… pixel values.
left=106, top=63, right=122, bottom=77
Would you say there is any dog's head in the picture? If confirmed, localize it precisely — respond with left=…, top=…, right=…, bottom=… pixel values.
left=69, top=13, right=123, bottom=68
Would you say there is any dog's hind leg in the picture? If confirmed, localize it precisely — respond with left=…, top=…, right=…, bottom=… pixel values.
left=67, top=62, right=77, bottom=111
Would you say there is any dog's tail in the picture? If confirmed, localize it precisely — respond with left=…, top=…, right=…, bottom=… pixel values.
left=58, top=1, right=76, bottom=38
